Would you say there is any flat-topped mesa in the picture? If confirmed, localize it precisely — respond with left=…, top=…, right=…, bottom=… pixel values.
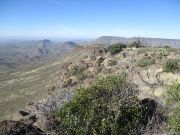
left=95, top=36, right=180, bottom=48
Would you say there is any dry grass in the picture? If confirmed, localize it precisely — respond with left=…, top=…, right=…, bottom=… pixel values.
left=0, top=58, right=64, bottom=120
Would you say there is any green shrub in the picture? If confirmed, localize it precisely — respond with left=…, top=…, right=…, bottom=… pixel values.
left=138, top=57, right=155, bottom=67
left=71, top=65, right=85, bottom=76
left=70, top=65, right=86, bottom=81
left=163, top=45, right=171, bottom=49
left=157, top=49, right=169, bottom=59
left=108, top=60, right=117, bottom=66
left=166, top=83, right=180, bottom=135
left=55, top=75, right=145, bottom=135
left=108, top=43, right=126, bottom=55
left=166, top=83, right=180, bottom=104
left=163, top=59, right=179, bottom=73
left=169, top=106, right=180, bottom=135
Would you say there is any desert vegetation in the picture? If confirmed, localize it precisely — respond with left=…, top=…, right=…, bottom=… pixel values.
left=107, top=43, right=126, bottom=55
left=166, top=83, right=180, bottom=135
left=163, top=58, right=179, bottom=73
left=0, top=0, right=180, bottom=134
left=138, top=57, right=155, bottom=67
left=55, top=75, right=166, bottom=135
left=0, top=45, right=180, bottom=135
left=108, top=59, right=117, bottom=66
left=70, top=65, right=86, bottom=81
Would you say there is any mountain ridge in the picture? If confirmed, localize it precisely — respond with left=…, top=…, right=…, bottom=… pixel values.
left=95, top=36, right=180, bottom=48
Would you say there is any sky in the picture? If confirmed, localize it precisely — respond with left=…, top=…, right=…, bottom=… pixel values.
left=0, top=0, right=180, bottom=40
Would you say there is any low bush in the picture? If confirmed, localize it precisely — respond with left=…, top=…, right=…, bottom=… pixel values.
left=71, top=65, right=85, bottom=76
left=166, top=83, right=180, bottom=104
left=108, top=59, right=117, bottom=66
left=55, top=75, right=146, bottom=135
left=70, top=65, right=86, bottom=81
left=138, top=57, right=155, bottom=67
left=166, top=83, right=180, bottom=135
left=108, top=43, right=126, bottom=55
left=137, top=48, right=152, bottom=54
left=163, top=59, right=179, bottom=73
left=163, top=45, right=171, bottom=49
left=169, top=106, right=180, bottom=135
left=157, top=49, right=169, bottom=59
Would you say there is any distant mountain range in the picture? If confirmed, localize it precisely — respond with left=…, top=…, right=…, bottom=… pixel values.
left=95, top=36, right=180, bottom=48
left=0, top=39, right=78, bottom=69
left=0, top=36, right=179, bottom=70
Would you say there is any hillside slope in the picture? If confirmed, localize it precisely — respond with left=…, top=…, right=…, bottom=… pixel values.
left=0, top=41, right=78, bottom=120
left=0, top=45, right=180, bottom=134
left=0, top=40, right=78, bottom=70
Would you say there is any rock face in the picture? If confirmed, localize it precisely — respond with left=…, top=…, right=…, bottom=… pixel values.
left=95, top=36, right=180, bottom=48
left=0, top=120, right=46, bottom=135
left=13, top=87, right=75, bottom=133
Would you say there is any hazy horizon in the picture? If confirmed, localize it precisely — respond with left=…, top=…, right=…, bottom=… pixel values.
left=1, top=0, right=180, bottom=39
left=2, top=35, right=180, bottom=42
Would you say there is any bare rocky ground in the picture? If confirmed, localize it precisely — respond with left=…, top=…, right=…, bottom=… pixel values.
left=0, top=45, right=179, bottom=134
left=0, top=120, right=46, bottom=135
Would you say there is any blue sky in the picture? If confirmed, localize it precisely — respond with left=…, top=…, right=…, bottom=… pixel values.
left=0, top=0, right=180, bottom=39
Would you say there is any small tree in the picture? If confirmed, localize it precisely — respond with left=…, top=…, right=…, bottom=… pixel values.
left=108, top=43, right=126, bottom=55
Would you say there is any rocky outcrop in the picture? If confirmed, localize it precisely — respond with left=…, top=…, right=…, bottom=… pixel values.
left=0, top=120, right=46, bottom=135
left=12, top=87, right=75, bottom=133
